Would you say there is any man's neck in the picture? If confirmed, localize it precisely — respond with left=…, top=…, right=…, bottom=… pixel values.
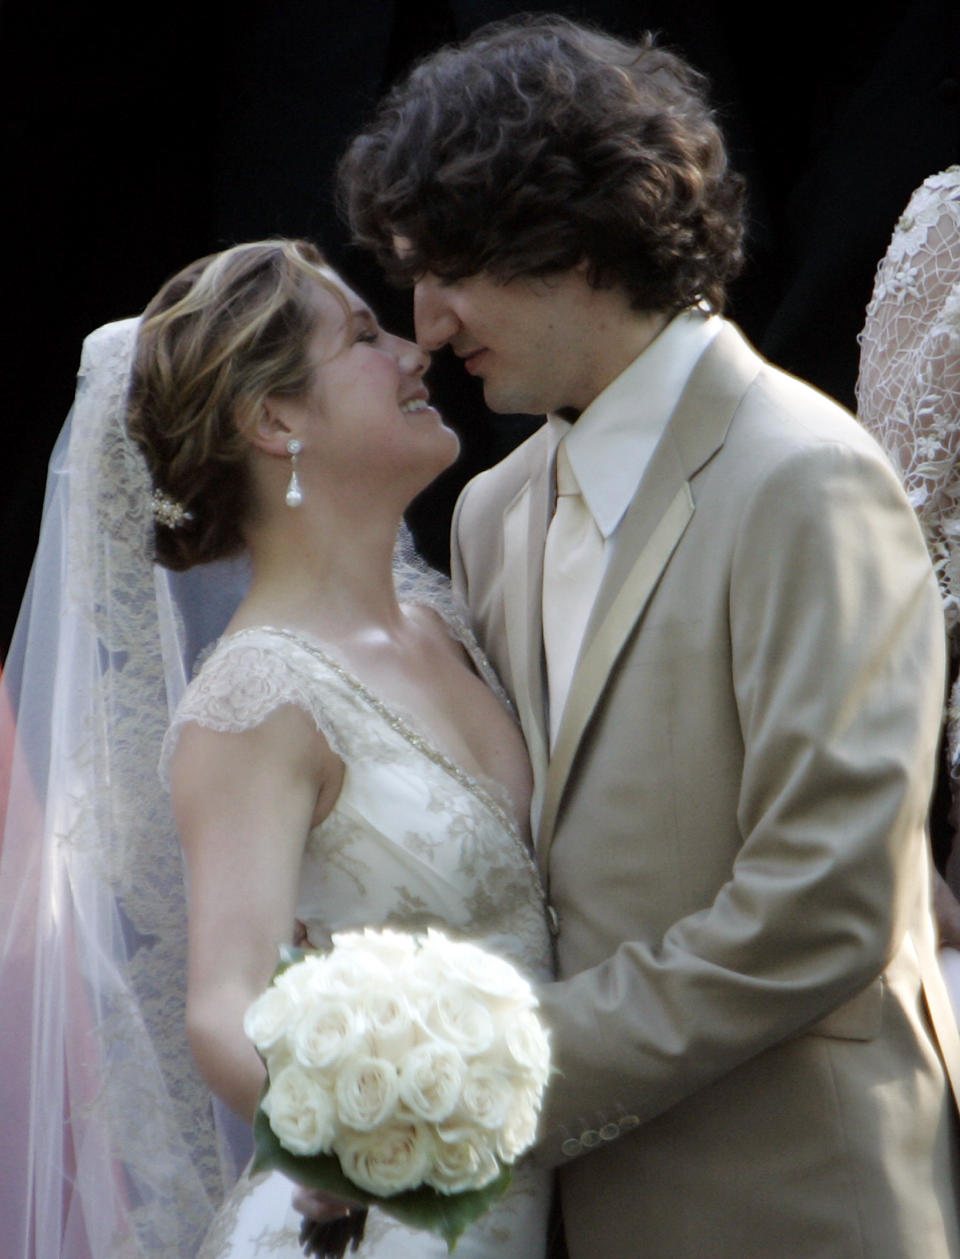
left=566, top=306, right=671, bottom=420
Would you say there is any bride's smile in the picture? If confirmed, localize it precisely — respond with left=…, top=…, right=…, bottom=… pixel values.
left=264, top=275, right=459, bottom=504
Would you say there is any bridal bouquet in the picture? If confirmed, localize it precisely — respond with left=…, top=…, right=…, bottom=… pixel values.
left=244, top=926, right=551, bottom=1254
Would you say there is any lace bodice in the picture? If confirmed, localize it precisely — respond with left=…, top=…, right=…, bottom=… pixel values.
left=857, top=167, right=960, bottom=638
left=163, top=625, right=552, bottom=979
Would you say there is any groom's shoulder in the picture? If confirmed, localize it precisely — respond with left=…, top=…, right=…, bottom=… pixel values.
left=458, top=422, right=550, bottom=512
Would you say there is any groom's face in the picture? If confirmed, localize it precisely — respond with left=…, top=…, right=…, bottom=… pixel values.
left=397, top=243, right=612, bottom=417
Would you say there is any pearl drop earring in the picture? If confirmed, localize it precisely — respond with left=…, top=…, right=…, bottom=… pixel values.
left=285, top=438, right=303, bottom=508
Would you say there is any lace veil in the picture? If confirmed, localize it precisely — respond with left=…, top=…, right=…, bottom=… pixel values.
left=0, top=318, right=257, bottom=1257
left=0, top=314, right=475, bottom=1257
left=857, top=167, right=960, bottom=773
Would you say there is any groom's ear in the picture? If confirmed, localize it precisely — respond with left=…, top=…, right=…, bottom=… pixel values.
left=247, top=398, right=297, bottom=456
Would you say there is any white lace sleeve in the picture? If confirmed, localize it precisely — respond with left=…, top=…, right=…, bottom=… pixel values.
left=160, top=630, right=348, bottom=784
left=857, top=166, right=960, bottom=638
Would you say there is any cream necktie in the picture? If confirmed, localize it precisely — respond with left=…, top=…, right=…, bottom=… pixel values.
left=542, top=441, right=605, bottom=747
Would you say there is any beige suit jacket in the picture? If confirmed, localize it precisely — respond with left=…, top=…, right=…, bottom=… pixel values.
left=452, top=322, right=960, bottom=1258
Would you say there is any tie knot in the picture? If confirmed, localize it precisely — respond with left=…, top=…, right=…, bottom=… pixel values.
left=555, top=442, right=580, bottom=496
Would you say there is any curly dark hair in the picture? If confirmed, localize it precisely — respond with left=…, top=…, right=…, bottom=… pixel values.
left=338, top=15, right=745, bottom=314
left=127, top=239, right=347, bottom=571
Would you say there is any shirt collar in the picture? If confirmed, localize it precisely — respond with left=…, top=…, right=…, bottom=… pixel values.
left=549, top=307, right=720, bottom=538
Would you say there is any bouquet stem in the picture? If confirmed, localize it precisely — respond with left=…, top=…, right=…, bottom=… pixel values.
left=298, top=1207, right=368, bottom=1257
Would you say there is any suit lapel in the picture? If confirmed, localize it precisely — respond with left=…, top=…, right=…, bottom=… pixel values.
left=536, top=322, right=763, bottom=863
left=535, top=455, right=694, bottom=863
left=501, top=460, right=552, bottom=824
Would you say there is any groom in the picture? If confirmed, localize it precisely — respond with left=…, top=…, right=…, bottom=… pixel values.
left=340, top=15, right=960, bottom=1256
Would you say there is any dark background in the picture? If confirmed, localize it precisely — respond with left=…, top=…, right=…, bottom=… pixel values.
left=2, top=0, right=958, bottom=657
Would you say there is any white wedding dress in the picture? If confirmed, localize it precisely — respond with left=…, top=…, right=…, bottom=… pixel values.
left=162, top=624, right=554, bottom=1258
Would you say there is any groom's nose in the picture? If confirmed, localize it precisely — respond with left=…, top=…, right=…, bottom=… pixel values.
left=413, top=277, right=459, bottom=351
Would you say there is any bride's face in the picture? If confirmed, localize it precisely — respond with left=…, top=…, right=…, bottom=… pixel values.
left=292, top=272, right=460, bottom=489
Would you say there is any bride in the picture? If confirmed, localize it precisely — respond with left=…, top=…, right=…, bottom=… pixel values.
left=0, top=239, right=553, bottom=1257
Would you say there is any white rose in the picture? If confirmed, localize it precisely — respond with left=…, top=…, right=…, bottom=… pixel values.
left=334, top=1119, right=434, bottom=1197
left=398, top=1040, right=466, bottom=1123
left=331, top=927, right=418, bottom=970
left=356, top=986, right=419, bottom=1059
left=427, top=1126, right=501, bottom=1194
left=391, top=951, right=447, bottom=1007
left=262, top=1065, right=337, bottom=1156
left=260, top=1041, right=296, bottom=1079
left=315, top=950, right=393, bottom=995
left=334, top=1055, right=401, bottom=1131
left=274, top=953, right=331, bottom=1002
left=420, top=930, right=536, bottom=1005
left=424, top=983, right=495, bottom=1057
left=504, top=1009, right=551, bottom=1087
left=243, top=984, right=299, bottom=1054
left=495, top=1087, right=540, bottom=1162
left=458, top=1061, right=515, bottom=1130
left=292, top=996, right=363, bottom=1071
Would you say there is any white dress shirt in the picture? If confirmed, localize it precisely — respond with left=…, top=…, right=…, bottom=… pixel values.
left=542, top=307, right=720, bottom=742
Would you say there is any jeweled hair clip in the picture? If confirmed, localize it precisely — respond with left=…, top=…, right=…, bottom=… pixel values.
left=151, top=488, right=194, bottom=529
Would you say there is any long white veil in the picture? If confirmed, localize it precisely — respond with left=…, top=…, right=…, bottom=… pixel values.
left=0, top=315, right=472, bottom=1257
left=0, top=319, right=251, bottom=1258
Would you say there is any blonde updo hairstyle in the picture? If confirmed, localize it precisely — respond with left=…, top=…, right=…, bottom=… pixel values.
left=127, top=239, right=349, bottom=571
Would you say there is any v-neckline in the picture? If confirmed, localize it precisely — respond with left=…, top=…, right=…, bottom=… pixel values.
left=218, top=624, right=524, bottom=843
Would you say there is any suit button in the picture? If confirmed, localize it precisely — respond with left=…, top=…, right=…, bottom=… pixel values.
left=580, top=1129, right=600, bottom=1148
left=619, top=1114, right=640, bottom=1132
left=561, top=1137, right=581, bottom=1157
left=599, top=1123, right=620, bottom=1141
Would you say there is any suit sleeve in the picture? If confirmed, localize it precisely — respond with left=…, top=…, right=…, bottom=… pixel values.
left=533, top=436, right=947, bottom=1162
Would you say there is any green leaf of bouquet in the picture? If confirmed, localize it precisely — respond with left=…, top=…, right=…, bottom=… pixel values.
left=272, top=945, right=308, bottom=975
left=373, top=1164, right=511, bottom=1253
left=252, top=1105, right=512, bottom=1252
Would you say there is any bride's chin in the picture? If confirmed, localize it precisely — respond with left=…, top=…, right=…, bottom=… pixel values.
left=389, top=426, right=461, bottom=503
left=425, top=427, right=462, bottom=474
left=441, top=426, right=461, bottom=465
